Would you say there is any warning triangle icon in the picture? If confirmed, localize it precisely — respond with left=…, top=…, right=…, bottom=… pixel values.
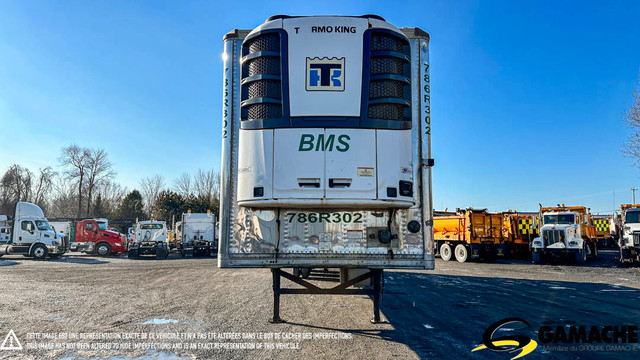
left=0, top=329, right=22, bottom=350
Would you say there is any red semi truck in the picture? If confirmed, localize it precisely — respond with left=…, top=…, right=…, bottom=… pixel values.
left=71, top=219, right=127, bottom=256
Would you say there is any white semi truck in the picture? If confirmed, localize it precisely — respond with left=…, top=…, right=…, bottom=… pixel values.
left=177, top=211, right=217, bottom=257
left=619, top=204, right=640, bottom=264
left=0, top=215, right=11, bottom=243
left=0, top=202, right=69, bottom=260
left=127, top=221, right=169, bottom=259
left=531, top=205, right=597, bottom=265
left=219, top=15, right=434, bottom=322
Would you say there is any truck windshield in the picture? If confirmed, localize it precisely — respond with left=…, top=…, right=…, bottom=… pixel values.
left=625, top=211, right=640, bottom=224
left=97, top=222, right=107, bottom=231
left=544, top=214, right=575, bottom=225
left=140, top=224, right=163, bottom=229
left=35, top=220, right=51, bottom=231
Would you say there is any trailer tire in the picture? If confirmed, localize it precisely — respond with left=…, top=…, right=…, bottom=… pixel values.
left=32, top=244, right=48, bottom=261
left=96, top=243, right=111, bottom=257
left=575, top=245, right=587, bottom=265
left=454, top=244, right=469, bottom=263
left=293, top=268, right=301, bottom=277
left=301, top=268, right=311, bottom=279
left=440, top=243, right=452, bottom=261
left=128, top=249, right=139, bottom=259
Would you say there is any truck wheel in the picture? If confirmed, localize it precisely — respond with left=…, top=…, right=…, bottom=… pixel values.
left=128, top=249, right=139, bottom=259
left=96, top=243, right=111, bottom=257
left=532, top=252, right=542, bottom=264
left=32, top=245, right=48, bottom=261
left=301, top=268, right=311, bottom=279
left=454, top=244, right=469, bottom=263
left=575, top=245, right=587, bottom=265
left=440, top=243, right=452, bottom=261
left=589, top=243, right=598, bottom=259
left=156, top=247, right=167, bottom=260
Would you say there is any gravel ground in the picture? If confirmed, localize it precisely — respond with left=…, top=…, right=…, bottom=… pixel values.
left=0, top=249, right=639, bottom=360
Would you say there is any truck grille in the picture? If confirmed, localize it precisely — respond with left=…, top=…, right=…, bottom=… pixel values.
left=366, top=31, right=411, bottom=124
left=543, top=230, right=564, bottom=247
left=241, top=31, right=283, bottom=122
left=633, top=232, right=640, bottom=246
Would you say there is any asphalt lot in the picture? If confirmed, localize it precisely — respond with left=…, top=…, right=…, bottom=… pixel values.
left=1, top=249, right=639, bottom=360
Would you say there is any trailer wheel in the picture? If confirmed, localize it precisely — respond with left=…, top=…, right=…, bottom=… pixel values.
left=32, top=245, right=48, bottom=261
left=440, top=243, right=452, bottom=261
left=301, top=268, right=311, bottom=279
left=575, top=245, right=587, bottom=265
left=454, top=244, right=468, bottom=263
left=96, top=243, right=111, bottom=256
left=293, top=268, right=301, bottom=277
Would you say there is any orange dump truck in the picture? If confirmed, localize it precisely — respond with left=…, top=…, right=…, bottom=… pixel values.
left=531, top=205, right=597, bottom=264
left=593, top=216, right=614, bottom=248
left=501, top=211, right=538, bottom=257
left=434, top=208, right=504, bottom=262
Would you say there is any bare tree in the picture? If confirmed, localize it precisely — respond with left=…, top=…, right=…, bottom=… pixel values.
left=33, top=167, right=56, bottom=206
left=0, top=165, right=34, bottom=214
left=624, top=75, right=640, bottom=166
left=98, top=181, right=128, bottom=217
left=193, top=169, right=220, bottom=201
left=140, top=175, right=165, bottom=216
left=173, top=172, right=192, bottom=197
left=48, top=175, right=78, bottom=218
left=59, top=145, right=90, bottom=217
left=85, top=148, right=115, bottom=214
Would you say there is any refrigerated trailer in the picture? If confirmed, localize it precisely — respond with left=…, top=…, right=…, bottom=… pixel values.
left=219, top=15, right=434, bottom=322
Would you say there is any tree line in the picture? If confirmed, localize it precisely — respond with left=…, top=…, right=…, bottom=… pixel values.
left=0, top=144, right=220, bottom=230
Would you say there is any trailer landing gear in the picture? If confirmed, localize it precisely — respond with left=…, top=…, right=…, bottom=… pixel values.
left=270, top=268, right=384, bottom=324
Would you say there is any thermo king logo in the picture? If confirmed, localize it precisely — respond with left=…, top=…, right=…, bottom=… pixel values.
left=306, top=57, right=345, bottom=91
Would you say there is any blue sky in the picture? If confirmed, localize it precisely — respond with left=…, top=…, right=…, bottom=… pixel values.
left=0, top=0, right=639, bottom=213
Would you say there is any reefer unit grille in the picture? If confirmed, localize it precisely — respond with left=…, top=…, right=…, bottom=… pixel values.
left=365, top=31, right=411, bottom=125
left=241, top=31, right=284, bottom=123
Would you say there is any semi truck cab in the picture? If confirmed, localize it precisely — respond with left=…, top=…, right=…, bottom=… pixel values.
left=128, top=221, right=169, bottom=259
left=74, top=219, right=126, bottom=256
left=531, top=206, right=596, bottom=264
left=620, top=204, right=640, bottom=263
left=0, top=202, right=68, bottom=260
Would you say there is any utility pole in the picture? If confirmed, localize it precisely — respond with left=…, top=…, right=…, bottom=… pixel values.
left=632, top=188, right=638, bottom=204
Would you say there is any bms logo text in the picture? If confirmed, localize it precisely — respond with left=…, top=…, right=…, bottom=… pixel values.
left=306, top=57, right=345, bottom=91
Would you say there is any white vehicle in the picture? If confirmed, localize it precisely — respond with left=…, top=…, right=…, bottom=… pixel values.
left=219, top=15, right=434, bottom=322
left=127, top=227, right=135, bottom=243
left=178, top=212, right=217, bottom=257
left=49, top=221, right=74, bottom=249
left=127, top=221, right=168, bottom=259
left=620, top=204, right=640, bottom=264
left=0, top=215, right=11, bottom=243
left=531, top=205, right=597, bottom=265
left=0, top=202, right=68, bottom=260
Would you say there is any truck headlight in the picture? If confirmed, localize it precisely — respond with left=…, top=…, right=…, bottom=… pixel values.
left=569, top=241, right=578, bottom=246
left=533, top=240, right=542, bottom=246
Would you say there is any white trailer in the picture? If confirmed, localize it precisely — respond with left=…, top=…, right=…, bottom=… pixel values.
left=127, top=221, right=169, bottom=259
left=178, top=212, right=217, bottom=257
left=219, top=15, right=434, bottom=322
left=0, top=202, right=69, bottom=260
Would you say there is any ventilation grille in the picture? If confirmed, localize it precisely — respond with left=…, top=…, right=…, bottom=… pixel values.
left=368, top=32, right=411, bottom=122
left=241, top=32, right=283, bottom=121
